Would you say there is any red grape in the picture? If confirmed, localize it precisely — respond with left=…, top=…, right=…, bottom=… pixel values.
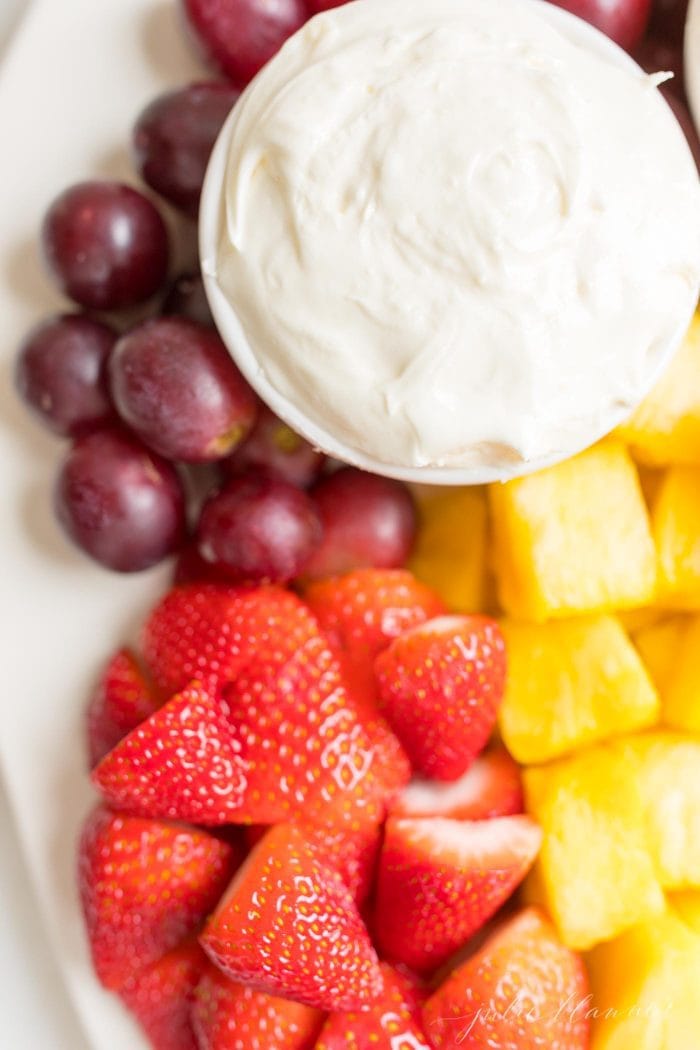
left=196, top=472, right=322, bottom=582
left=132, top=82, right=239, bottom=218
left=303, top=468, right=417, bottom=580
left=161, top=271, right=214, bottom=327
left=41, top=182, right=169, bottom=310
left=649, top=0, right=688, bottom=43
left=223, top=405, right=326, bottom=488
left=54, top=428, right=187, bottom=572
left=307, top=0, right=345, bottom=10
left=634, top=34, right=684, bottom=95
left=180, top=0, right=307, bottom=88
left=15, top=314, right=116, bottom=437
left=548, top=0, right=651, bottom=51
left=109, top=317, right=258, bottom=463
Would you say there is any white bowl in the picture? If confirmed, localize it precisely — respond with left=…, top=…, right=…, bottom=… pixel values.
left=200, top=0, right=697, bottom=486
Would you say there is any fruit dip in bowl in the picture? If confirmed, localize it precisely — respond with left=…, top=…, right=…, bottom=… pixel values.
left=200, top=0, right=700, bottom=484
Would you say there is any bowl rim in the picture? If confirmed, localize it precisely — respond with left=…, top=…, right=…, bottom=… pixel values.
left=200, top=0, right=699, bottom=486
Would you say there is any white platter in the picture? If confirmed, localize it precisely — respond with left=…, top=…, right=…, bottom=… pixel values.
left=0, top=2, right=204, bottom=1047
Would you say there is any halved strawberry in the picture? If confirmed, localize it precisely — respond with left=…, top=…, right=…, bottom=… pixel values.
left=78, top=806, right=238, bottom=990
left=224, top=636, right=397, bottom=825
left=86, top=647, right=159, bottom=767
left=304, top=568, right=445, bottom=665
left=375, top=615, right=506, bottom=780
left=392, top=747, right=523, bottom=821
left=92, top=680, right=249, bottom=825
left=422, top=907, right=590, bottom=1049
left=243, top=819, right=381, bottom=905
left=193, top=961, right=324, bottom=1049
left=141, top=583, right=320, bottom=696
left=200, top=823, right=383, bottom=1011
left=374, top=815, right=542, bottom=974
left=315, top=962, right=432, bottom=1049
left=120, top=939, right=206, bottom=1050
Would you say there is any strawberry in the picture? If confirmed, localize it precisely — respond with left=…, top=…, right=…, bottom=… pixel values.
left=86, top=648, right=159, bottom=767
left=192, top=961, right=324, bottom=1049
left=224, top=636, right=396, bottom=825
left=373, top=815, right=542, bottom=975
left=243, top=819, right=381, bottom=905
left=120, top=939, right=206, bottom=1050
left=78, top=806, right=238, bottom=990
left=141, top=583, right=320, bottom=696
left=200, top=823, right=384, bottom=1011
left=392, top=747, right=523, bottom=821
left=422, top=907, right=591, bottom=1049
left=375, top=615, right=506, bottom=780
left=304, top=568, right=445, bottom=666
left=315, top=962, right=432, bottom=1050
left=92, top=680, right=249, bottom=825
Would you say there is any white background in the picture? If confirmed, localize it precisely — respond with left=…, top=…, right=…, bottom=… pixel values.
left=0, top=8, right=89, bottom=1050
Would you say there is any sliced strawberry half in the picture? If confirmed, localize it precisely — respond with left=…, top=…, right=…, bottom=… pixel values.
left=375, top=615, right=506, bottom=781
left=87, top=647, right=159, bottom=767
left=315, top=961, right=432, bottom=1050
left=392, top=747, right=523, bottom=821
left=224, top=636, right=398, bottom=825
left=304, top=568, right=445, bottom=665
left=193, top=961, right=324, bottom=1049
left=120, top=938, right=206, bottom=1050
left=374, top=815, right=542, bottom=975
left=200, top=823, right=383, bottom=1011
left=422, top=907, right=590, bottom=1049
left=141, top=583, right=320, bottom=696
left=78, top=806, right=238, bottom=990
left=92, top=680, right=249, bottom=825
left=242, top=819, right=381, bottom=906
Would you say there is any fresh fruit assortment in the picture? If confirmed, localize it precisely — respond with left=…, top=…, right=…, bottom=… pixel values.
left=11, top=1, right=700, bottom=1048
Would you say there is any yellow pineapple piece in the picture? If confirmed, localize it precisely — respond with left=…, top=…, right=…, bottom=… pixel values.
left=617, top=314, right=700, bottom=467
left=664, top=616, right=700, bottom=730
left=618, top=607, right=666, bottom=634
left=408, top=486, right=488, bottom=612
left=633, top=616, right=689, bottom=702
left=651, top=466, right=700, bottom=608
left=587, top=906, right=700, bottom=1050
left=489, top=442, right=656, bottom=622
left=617, top=732, right=700, bottom=889
left=500, top=615, right=659, bottom=764
left=524, top=745, right=664, bottom=950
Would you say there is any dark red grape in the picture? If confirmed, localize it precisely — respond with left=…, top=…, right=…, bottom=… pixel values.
left=109, top=317, right=257, bottom=463
left=303, top=468, right=417, bottom=580
left=132, top=82, right=239, bottom=218
left=161, top=271, right=214, bottom=327
left=180, top=0, right=307, bottom=88
left=307, top=0, right=344, bottom=10
left=54, top=428, right=187, bottom=572
left=649, top=0, right=688, bottom=43
left=41, top=182, right=169, bottom=310
left=223, top=405, right=326, bottom=488
left=634, top=34, right=684, bottom=96
left=15, top=314, right=116, bottom=437
left=196, top=472, right=322, bottom=582
left=173, top=541, right=224, bottom=584
left=548, top=0, right=651, bottom=51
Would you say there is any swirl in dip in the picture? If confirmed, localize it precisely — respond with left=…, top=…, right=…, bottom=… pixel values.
left=204, top=0, right=700, bottom=478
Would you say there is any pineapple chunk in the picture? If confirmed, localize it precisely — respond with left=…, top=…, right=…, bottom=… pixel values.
left=618, top=607, right=666, bottom=634
left=617, top=733, right=700, bottom=889
left=408, top=486, right=488, bottom=612
left=651, top=466, right=700, bottom=608
left=500, top=615, right=659, bottom=764
left=617, top=314, right=700, bottom=467
left=524, top=745, right=664, bottom=950
left=633, top=616, right=688, bottom=703
left=587, top=907, right=700, bottom=1050
left=664, top=616, right=700, bottom=730
left=489, top=442, right=656, bottom=621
